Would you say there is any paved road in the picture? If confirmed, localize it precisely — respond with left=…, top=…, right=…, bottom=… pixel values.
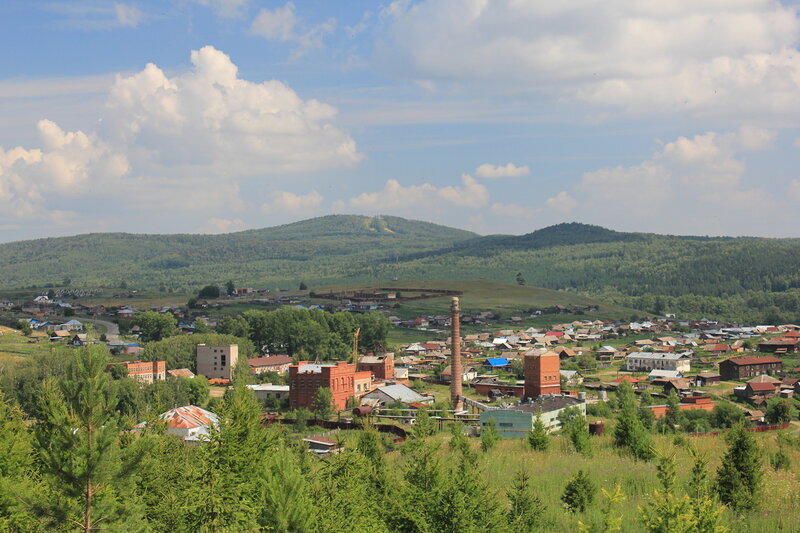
left=77, top=317, right=120, bottom=343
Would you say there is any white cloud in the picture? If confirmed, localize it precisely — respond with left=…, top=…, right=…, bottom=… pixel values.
left=545, top=191, right=577, bottom=213
left=191, top=0, right=250, bottom=18
left=573, top=128, right=786, bottom=235
left=262, top=189, right=323, bottom=215
left=114, top=3, right=142, bottom=28
left=249, top=2, right=336, bottom=57
left=379, top=0, right=800, bottom=118
left=475, top=162, right=530, bottom=179
left=346, top=173, right=489, bottom=211
left=0, top=46, right=359, bottom=230
left=200, top=217, right=247, bottom=234
left=249, top=3, right=295, bottom=40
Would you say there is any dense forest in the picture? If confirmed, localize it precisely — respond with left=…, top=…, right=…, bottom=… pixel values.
left=1, top=216, right=800, bottom=322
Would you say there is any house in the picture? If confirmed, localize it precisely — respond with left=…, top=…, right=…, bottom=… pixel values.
left=625, top=352, right=691, bottom=373
left=757, top=338, right=800, bottom=354
left=560, top=370, right=583, bottom=386
left=246, top=383, right=290, bottom=401
left=596, top=346, right=619, bottom=360
left=483, top=357, right=509, bottom=369
left=648, top=369, right=683, bottom=381
left=647, top=396, right=716, bottom=418
left=662, top=378, right=692, bottom=396
left=361, top=383, right=432, bottom=406
left=137, top=405, right=218, bottom=443
left=248, top=354, right=293, bottom=374
left=440, top=364, right=478, bottom=383
left=612, top=376, right=647, bottom=391
left=167, top=368, right=195, bottom=379
left=479, top=395, right=586, bottom=438
left=719, top=356, right=782, bottom=380
left=692, top=372, right=721, bottom=387
left=734, top=379, right=781, bottom=405
left=69, top=334, right=87, bottom=346
left=106, top=360, right=167, bottom=383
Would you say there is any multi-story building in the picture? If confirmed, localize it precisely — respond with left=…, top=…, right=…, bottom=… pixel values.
left=524, top=350, right=561, bottom=399
left=196, top=344, right=238, bottom=380
left=719, top=356, right=782, bottom=380
left=288, top=361, right=373, bottom=411
left=106, top=360, right=166, bottom=383
left=358, top=353, right=395, bottom=381
left=248, top=354, right=293, bottom=374
left=625, top=352, right=692, bottom=373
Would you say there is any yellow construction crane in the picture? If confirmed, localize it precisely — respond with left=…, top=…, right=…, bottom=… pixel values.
left=353, top=327, right=360, bottom=367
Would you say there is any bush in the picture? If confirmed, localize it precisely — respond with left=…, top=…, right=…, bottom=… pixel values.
left=562, top=470, right=596, bottom=512
left=528, top=415, right=549, bottom=452
left=586, top=401, right=612, bottom=418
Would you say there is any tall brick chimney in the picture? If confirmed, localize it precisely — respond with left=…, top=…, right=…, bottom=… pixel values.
left=450, top=297, right=464, bottom=411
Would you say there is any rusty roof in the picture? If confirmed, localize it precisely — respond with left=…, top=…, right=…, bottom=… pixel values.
left=159, top=405, right=218, bottom=429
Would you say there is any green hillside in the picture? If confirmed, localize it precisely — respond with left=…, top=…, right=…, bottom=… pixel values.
left=1, top=217, right=800, bottom=322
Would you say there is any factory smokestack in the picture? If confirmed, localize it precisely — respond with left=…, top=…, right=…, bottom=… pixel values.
left=450, top=296, right=464, bottom=411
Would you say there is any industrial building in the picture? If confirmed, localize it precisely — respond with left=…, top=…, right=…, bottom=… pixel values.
left=479, top=395, right=586, bottom=438
left=196, top=344, right=238, bottom=380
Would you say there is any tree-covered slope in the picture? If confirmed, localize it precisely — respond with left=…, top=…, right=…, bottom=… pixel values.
left=0, top=215, right=476, bottom=289
left=2, top=217, right=800, bottom=321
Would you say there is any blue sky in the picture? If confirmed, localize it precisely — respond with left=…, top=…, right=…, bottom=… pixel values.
left=1, top=0, right=800, bottom=242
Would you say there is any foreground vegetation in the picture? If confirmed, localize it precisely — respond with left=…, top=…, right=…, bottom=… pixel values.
left=0, top=345, right=798, bottom=532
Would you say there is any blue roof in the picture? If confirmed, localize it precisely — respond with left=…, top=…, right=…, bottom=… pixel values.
left=485, top=357, right=509, bottom=367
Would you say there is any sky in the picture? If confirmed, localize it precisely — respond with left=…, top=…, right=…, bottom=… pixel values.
left=2, top=0, right=800, bottom=242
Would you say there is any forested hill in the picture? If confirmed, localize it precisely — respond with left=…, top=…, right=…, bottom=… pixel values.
left=1, top=217, right=800, bottom=322
left=0, top=215, right=476, bottom=289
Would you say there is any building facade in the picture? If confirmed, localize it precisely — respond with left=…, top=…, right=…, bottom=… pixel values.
left=196, top=344, right=239, bottom=380
left=358, top=353, right=395, bottom=381
left=289, top=361, right=371, bottom=411
left=107, top=360, right=166, bottom=383
left=524, top=350, right=561, bottom=399
left=719, top=356, right=782, bottom=380
left=625, top=352, right=691, bottom=373
left=479, top=395, right=586, bottom=438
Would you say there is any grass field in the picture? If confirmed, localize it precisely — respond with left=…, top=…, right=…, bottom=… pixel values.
left=363, top=425, right=800, bottom=532
left=315, top=279, right=641, bottom=320
left=0, top=327, right=55, bottom=365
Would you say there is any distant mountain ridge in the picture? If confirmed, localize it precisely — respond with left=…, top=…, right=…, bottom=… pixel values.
left=1, top=215, right=799, bottom=322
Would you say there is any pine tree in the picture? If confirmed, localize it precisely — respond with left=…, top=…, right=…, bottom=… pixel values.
left=613, top=381, right=654, bottom=461
left=260, top=447, right=315, bottom=532
left=33, top=345, right=146, bottom=532
left=716, top=423, right=762, bottom=512
left=507, top=470, right=545, bottom=530
left=480, top=418, right=500, bottom=452
left=562, top=470, right=596, bottom=513
left=528, top=414, right=549, bottom=451
left=411, top=408, right=436, bottom=439
left=565, top=414, right=592, bottom=456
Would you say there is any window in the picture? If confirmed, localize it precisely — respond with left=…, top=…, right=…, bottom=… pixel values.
left=499, top=422, right=513, bottom=428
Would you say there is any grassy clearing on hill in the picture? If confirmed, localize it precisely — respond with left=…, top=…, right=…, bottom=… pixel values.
left=0, top=328, right=55, bottom=364
left=316, top=279, right=640, bottom=320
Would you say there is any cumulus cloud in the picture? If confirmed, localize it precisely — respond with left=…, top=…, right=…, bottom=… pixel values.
left=573, top=127, right=785, bottom=235
left=249, top=2, right=336, bottom=57
left=0, top=46, right=359, bottom=230
left=262, top=189, right=324, bottom=215
left=545, top=191, right=577, bottom=213
left=379, top=0, right=800, bottom=118
left=475, top=162, right=529, bottom=179
left=346, top=174, right=489, bottom=211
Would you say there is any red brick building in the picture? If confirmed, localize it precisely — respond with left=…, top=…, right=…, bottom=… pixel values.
left=358, top=353, right=395, bottom=381
left=107, top=360, right=166, bottom=383
left=524, top=350, right=561, bottom=399
left=719, top=356, right=782, bottom=380
left=647, top=396, right=716, bottom=418
left=288, top=361, right=372, bottom=411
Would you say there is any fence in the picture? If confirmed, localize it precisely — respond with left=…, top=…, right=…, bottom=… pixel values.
left=689, top=422, right=790, bottom=437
